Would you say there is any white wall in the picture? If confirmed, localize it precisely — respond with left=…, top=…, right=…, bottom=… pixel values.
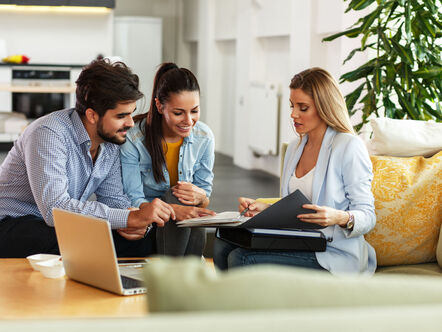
left=178, top=0, right=369, bottom=176
left=0, top=8, right=112, bottom=65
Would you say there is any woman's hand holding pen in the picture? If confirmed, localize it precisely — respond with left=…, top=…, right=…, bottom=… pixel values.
left=238, top=197, right=270, bottom=217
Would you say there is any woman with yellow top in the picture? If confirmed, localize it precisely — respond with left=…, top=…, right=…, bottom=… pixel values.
left=120, top=63, right=215, bottom=256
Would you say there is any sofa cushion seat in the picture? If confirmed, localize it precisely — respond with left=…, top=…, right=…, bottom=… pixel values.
left=376, top=263, right=442, bottom=276
left=144, top=258, right=442, bottom=313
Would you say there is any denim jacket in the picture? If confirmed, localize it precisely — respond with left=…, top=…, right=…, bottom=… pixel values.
left=120, top=119, right=215, bottom=207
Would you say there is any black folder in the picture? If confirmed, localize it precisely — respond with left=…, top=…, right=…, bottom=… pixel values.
left=216, top=190, right=328, bottom=251
left=216, top=228, right=327, bottom=251
left=237, top=189, right=326, bottom=230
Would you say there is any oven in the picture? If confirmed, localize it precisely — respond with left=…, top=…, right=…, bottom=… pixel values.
left=11, top=66, right=72, bottom=119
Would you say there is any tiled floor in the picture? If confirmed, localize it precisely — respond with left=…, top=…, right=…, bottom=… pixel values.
left=210, top=153, right=280, bottom=212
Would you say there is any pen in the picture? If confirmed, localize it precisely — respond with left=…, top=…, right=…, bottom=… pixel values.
left=239, top=207, right=249, bottom=217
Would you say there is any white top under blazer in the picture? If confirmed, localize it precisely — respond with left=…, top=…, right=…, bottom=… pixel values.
left=289, top=166, right=315, bottom=202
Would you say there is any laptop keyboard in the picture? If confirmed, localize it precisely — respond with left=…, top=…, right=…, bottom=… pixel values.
left=121, top=275, right=143, bottom=289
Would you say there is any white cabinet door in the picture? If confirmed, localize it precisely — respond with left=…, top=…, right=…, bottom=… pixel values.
left=0, top=67, right=11, bottom=112
left=114, top=17, right=162, bottom=115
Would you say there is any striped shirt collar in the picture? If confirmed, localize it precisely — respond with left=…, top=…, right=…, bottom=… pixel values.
left=70, top=109, right=92, bottom=146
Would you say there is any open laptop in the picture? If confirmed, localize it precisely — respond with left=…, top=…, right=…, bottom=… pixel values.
left=52, top=208, right=147, bottom=296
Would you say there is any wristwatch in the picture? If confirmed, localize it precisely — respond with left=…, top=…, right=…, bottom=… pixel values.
left=346, top=211, right=355, bottom=231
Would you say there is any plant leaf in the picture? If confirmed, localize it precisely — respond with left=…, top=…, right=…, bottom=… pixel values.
left=340, top=63, right=375, bottom=83
left=342, top=43, right=376, bottom=65
left=402, top=65, right=412, bottom=91
left=413, top=80, right=433, bottom=99
left=345, top=82, right=366, bottom=112
left=385, top=63, right=396, bottom=85
left=374, top=67, right=382, bottom=94
left=423, top=102, right=442, bottom=120
left=378, top=30, right=391, bottom=53
left=416, top=14, right=436, bottom=38
left=322, top=27, right=362, bottom=42
left=413, top=67, right=442, bottom=79
left=422, top=0, right=437, bottom=14
left=394, top=84, right=420, bottom=120
left=383, top=96, right=396, bottom=118
left=405, top=1, right=411, bottom=42
left=361, top=7, right=381, bottom=33
left=346, top=0, right=377, bottom=12
left=415, top=42, right=426, bottom=61
left=390, top=39, right=413, bottom=65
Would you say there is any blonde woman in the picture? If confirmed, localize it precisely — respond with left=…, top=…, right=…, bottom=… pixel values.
left=213, top=68, right=376, bottom=275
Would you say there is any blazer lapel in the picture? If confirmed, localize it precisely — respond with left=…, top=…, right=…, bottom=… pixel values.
left=311, top=126, right=336, bottom=204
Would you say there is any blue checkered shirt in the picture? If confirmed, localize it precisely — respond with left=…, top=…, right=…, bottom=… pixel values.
left=0, top=108, right=131, bottom=228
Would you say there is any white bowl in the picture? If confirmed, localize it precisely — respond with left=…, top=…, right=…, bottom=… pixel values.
left=35, top=259, right=65, bottom=279
left=26, top=254, right=61, bottom=271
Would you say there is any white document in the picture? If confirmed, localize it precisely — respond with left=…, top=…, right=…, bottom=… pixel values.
left=176, top=211, right=251, bottom=227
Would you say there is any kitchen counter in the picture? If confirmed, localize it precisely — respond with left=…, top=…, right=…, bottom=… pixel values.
left=0, top=63, right=85, bottom=68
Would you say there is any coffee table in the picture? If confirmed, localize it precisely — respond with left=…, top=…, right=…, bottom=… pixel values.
left=0, top=259, right=147, bottom=319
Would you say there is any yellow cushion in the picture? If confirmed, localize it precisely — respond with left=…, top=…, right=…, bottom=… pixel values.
left=255, top=197, right=280, bottom=205
left=366, top=151, right=442, bottom=266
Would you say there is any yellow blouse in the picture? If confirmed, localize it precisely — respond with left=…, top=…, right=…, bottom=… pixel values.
left=162, top=138, right=183, bottom=186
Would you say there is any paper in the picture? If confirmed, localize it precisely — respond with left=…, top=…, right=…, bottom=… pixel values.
left=177, top=190, right=324, bottom=230
left=176, top=211, right=251, bottom=227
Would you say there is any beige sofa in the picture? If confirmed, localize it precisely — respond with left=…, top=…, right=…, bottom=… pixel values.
left=2, top=306, right=442, bottom=332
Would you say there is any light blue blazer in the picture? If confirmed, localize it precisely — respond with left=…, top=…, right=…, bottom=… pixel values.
left=281, top=126, right=376, bottom=275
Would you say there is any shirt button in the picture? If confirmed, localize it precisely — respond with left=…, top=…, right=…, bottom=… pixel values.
left=179, top=171, right=182, bottom=174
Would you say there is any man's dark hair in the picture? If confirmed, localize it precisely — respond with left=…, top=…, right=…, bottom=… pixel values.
left=75, top=59, right=144, bottom=116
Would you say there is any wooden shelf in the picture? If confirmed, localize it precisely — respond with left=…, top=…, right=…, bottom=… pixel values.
left=0, top=84, right=75, bottom=93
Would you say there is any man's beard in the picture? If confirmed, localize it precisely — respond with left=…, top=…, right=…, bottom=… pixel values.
left=97, top=120, right=130, bottom=145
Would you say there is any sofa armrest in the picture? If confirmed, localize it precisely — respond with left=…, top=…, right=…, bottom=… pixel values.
left=437, top=224, right=442, bottom=269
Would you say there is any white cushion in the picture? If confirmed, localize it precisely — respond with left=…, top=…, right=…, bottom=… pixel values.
left=367, top=118, right=442, bottom=157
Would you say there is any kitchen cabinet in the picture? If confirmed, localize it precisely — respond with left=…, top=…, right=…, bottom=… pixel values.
left=0, top=64, right=82, bottom=147
left=0, top=1, right=115, bottom=7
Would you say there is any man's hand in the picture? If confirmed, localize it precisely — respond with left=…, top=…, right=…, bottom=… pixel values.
left=117, top=227, right=148, bottom=241
left=172, top=181, right=209, bottom=207
left=127, top=198, right=176, bottom=229
left=170, top=204, right=215, bottom=221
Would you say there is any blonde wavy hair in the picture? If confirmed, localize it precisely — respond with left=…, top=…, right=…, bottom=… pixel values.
left=290, top=67, right=354, bottom=134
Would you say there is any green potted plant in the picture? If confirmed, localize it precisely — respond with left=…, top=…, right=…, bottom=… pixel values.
left=323, top=0, right=441, bottom=132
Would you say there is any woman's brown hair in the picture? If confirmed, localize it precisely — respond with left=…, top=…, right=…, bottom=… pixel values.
left=133, top=63, right=200, bottom=183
